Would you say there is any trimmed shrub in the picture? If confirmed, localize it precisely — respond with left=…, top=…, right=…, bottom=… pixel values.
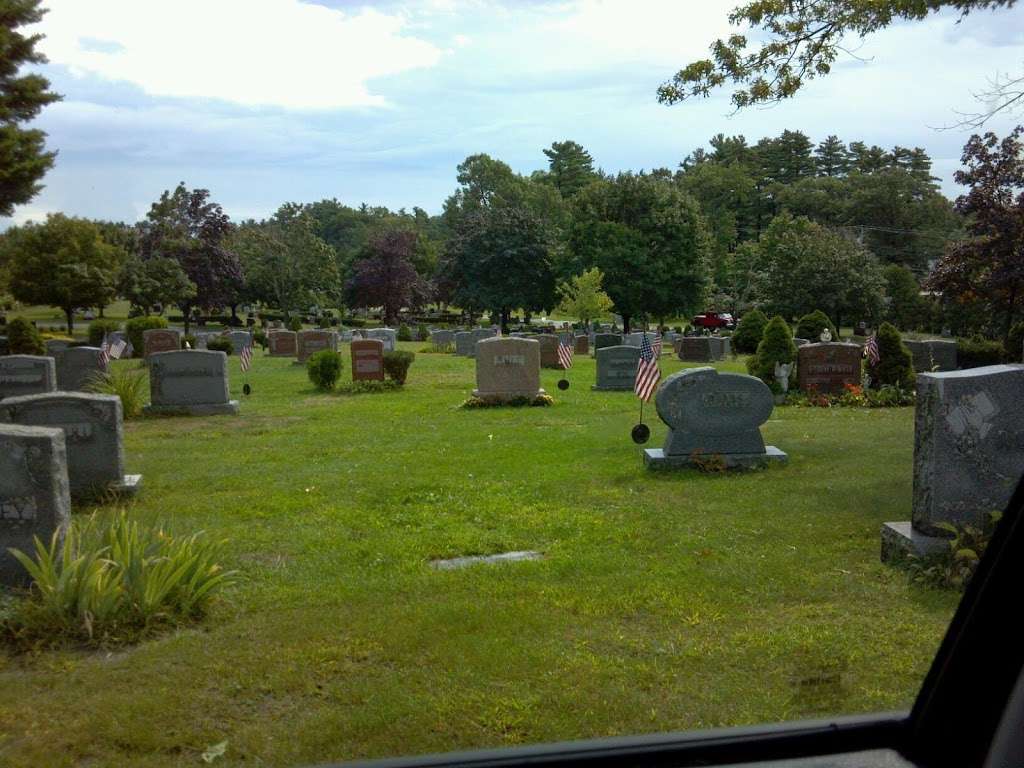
left=795, top=310, right=838, bottom=342
left=125, top=316, right=168, bottom=357
left=416, top=324, right=429, bottom=342
left=383, top=350, right=414, bottom=384
left=307, top=350, right=343, bottom=391
left=87, top=319, right=121, bottom=346
left=182, top=334, right=196, bottom=350
left=253, top=330, right=269, bottom=350
left=747, top=315, right=797, bottom=388
left=958, top=335, right=1005, bottom=369
left=2, top=512, right=237, bottom=649
left=206, top=337, right=233, bottom=355
left=287, top=316, right=303, bottom=333
left=869, top=322, right=915, bottom=389
left=731, top=309, right=768, bottom=354
left=7, top=317, right=45, bottom=355
left=86, top=367, right=149, bottom=418
left=397, top=324, right=413, bottom=342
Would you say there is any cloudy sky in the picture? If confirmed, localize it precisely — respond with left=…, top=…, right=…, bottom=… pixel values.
left=6, top=0, right=1024, bottom=226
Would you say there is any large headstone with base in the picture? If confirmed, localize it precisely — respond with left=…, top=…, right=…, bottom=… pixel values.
left=797, top=343, right=862, bottom=394
left=644, top=367, right=787, bottom=470
left=268, top=330, right=297, bottom=357
left=0, top=424, right=71, bottom=586
left=143, top=350, right=239, bottom=416
left=454, top=331, right=475, bottom=357
left=143, top=328, right=181, bottom=358
left=351, top=339, right=385, bottom=381
left=592, top=333, right=622, bottom=356
left=882, top=365, right=1024, bottom=561
left=0, top=392, right=139, bottom=498
left=296, top=329, right=337, bottom=363
left=472, top=337, right=544, bottom=402
left=678, top=337, right=718, bottom=362
left=593, top=345, right=640, bottom=391
left=903, top=339, right=958, bottom=373
left=56, top=346, right=106, bottom=392
left=574, top=335, right=589, bottom=355
left=0, top=355, right=57, bottom=400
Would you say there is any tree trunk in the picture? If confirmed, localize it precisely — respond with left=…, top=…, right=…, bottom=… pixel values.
left=182, top=303, right=192, bottom=337
left=1002, top=286, right=1018, bottom=346
left=501, top=308, right=510, bottom=334
left=64, top=307, right=74, bottom=335
left=622, top=315, right=631, bottom=334
left=99, top=305, right=106, bottom=319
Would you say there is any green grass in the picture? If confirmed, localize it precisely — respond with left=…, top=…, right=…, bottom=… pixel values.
left=0, top=345, right=959, bottom=767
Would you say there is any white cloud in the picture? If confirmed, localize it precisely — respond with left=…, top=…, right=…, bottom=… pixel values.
left=34, top=0, right=444, bottom=109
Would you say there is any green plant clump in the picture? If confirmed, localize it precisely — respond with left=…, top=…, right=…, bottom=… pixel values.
left=383, top=350, right=415, bottom=384
left=206, top=337, right=233, bottom=355
left=86, top=367, right=149, bottom=418
left=125, top=316, right=168, bottom=357
left=731, top=309, right=768, bottom=354
left=336, top=379, right=401, bottom=395
left=461, top=394, right=554, bottom=408
left=795, top=310, right=838, bottom=342
left=747, top=315, right=797, bottom=388
left=307, top=350, right=343, bottom=391
left=287, top=316, right=303, bottom=333
left=907, top=512, right=1001, bottom=591
left=397, top=324, right=413, bottom=342
left=869, top=322, right=915, bottom=389
left=87, top=319, right=121, bottom=346
left=2, top=512, right=237, bottom=649
left=958, top=335, right=1005, bottom=369
left=416, top=324, right=429, bottom=342
left=6, top=317, right=45, bottom=355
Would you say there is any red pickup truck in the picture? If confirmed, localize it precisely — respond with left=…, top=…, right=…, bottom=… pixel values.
left=691, top=311, right=735, bottom=330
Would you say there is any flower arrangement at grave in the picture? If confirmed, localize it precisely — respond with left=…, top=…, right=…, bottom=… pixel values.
left=461, top=393, right=554, bottom=408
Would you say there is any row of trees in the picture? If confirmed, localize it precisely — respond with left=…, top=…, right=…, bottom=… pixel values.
left=1, top=127, right=1021, bottom=342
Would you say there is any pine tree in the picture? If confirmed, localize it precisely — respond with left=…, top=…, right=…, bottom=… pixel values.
left=814, top=135, right=850, bottom=177
left=747, top=315, right=797, bottom=385
left=6, top=316, right=44, bottom=354
left=0, top=0, right=61, bottom=216
left=542, top=140, right=597, bottom=198
left=795, top=309, right=838, bottom=342
left=731, top=308, right=768, bottom=353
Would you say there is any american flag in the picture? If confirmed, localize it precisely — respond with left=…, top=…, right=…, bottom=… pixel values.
left=651, top=332, right=663, bottom=357
left=557, top=337, right=573, bottom=369
left=98, top=334, right=127, bottom=366
left=635, top=332, right=661, bottom=402
left=864, top=334, right=880, bottom=366
left=240, top=342, right=253, bottom=373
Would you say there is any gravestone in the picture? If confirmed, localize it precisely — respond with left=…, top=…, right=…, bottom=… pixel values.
left=0, top=392, right=139, bottom=498
left=624, top=332, right=643, bottom=347
left=473, top=337, right=543, bottom=402
left=454, top=331, right=476, bottom=357
left=0, top=424, right=71, bottom=586
left=143, top=350, right=239, bottom=416
left=678, top=336, right=717, bottom=362
left=709, top=337, right=731, bottom=359
left=797, top=343, right=862, bottom=393
left=574, top=335, right=589, bottom=355
left=536, top=334, right=562, bottom=369
left=45, top=339, right=71, bottom=357
left=296, top=329, right=337, bottom=364
left=431, top=330, right=455, bottom=350
left=0, top=355, right=57, bottom=400
left=0, top=335, right=8, bottom=356
left=882, top=365, right=1024, bottom=561
left=592, top=333, right=622, bottom=356
left=56, top=346, right=106, bottom=391
left=643, top=367, right=787, bottom=470
left=592, top=345, right=640, bottom=391
left=903, top=339, right=958, bottom=373
left=143, top=328, right=181, bottom=358
left=228, top=330, right=253, bottom=354
left=268, top=330, right=297, bottom=357
left=365, top=328, right=396, bottom=351
left=351, top=339, right=385, bottom=381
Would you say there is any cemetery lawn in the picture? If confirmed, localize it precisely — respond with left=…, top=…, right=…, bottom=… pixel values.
left=0, top=346, right=959, bottom=768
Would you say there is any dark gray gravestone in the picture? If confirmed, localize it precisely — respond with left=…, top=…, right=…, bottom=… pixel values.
left=592, top=333, right=622, bottom=357
left=454, top=331, right=475, bottom=357
left=903, top=339, right=958, bottom=373
left=678, top=337, right=715, bottom=362
left=45, top=339, right=71, bottom=357
left=0, top=355, right=57, bottom=400
left=431, top=330, right=455, bottom=350
left=0, top=424, right=71, bottom=586
left=0, top=392, right=139, bottom=498
left=882, top=365, right=1024, bottom=561
left=643, top=367, right=787, bottom=470
left=592, top=345, right=640, bottom=391
left=144, top=350, right=239, bottom=416
left=56, top=346, right=106, bottom=391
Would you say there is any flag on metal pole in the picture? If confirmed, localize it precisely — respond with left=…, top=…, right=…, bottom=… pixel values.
left=864, top=334, right=880, bottom=366
left=240, top=341, right=253, bottom=373
left=634, top=332, right=661, bottom=402
left=557, top=337, right=573, bottom=370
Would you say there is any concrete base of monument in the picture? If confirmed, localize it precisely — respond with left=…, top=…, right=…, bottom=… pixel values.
left=880, top=521, right=950, bottom=563
left=143, top=401, right=240, bottom=416
left=112, top=474, right=143, bottom=497
left=643, top=446, right=788, bottom=470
